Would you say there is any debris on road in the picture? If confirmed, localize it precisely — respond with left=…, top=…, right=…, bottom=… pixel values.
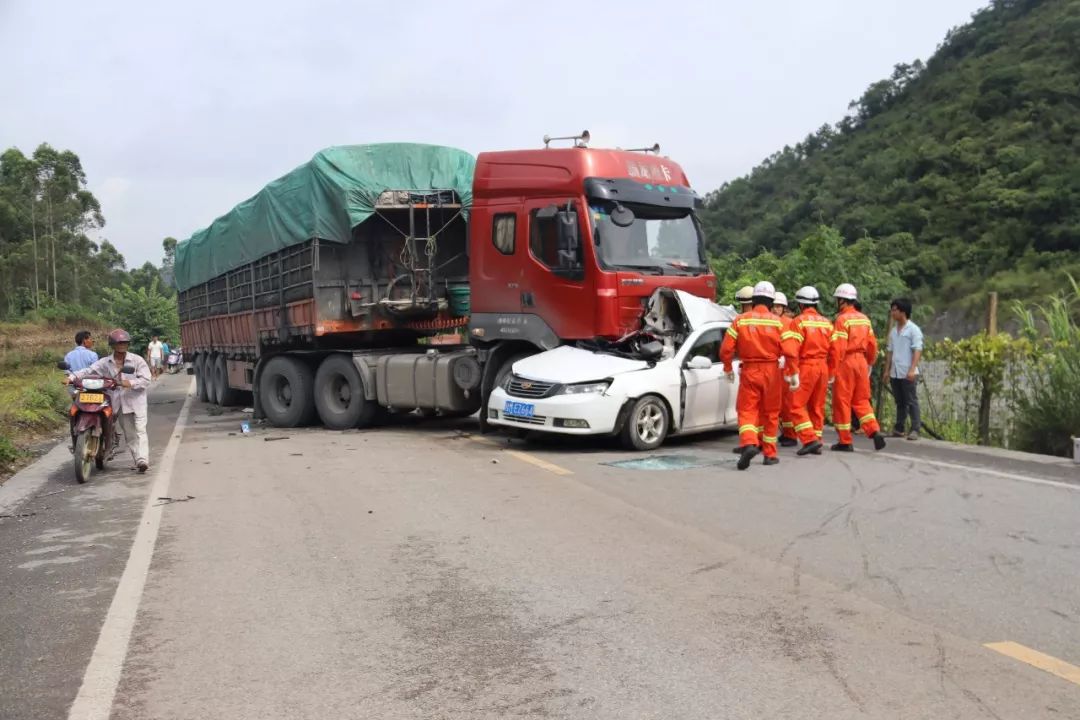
left=207, top=406, right=225, bottom=417
left=241, top=422, right=251, bottom=434
left=289, top=453, right=303, bottom=457
left=242, top=407, right=254, bottom=413
left=0, top=512, right=37, bottom=519
left=155, top=495, right=196, bottom=506
left=264, top=436, right=289, bottom=442
left=34, top=488, right=68, bottom=499
left=603, top=454, right=732, bottom=471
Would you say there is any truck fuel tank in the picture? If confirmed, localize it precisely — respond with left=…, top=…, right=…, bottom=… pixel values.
left=374, top=349, right=481, bottom=414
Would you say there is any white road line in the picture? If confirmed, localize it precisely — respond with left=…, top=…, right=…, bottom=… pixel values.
left=879, top=452, right=1079, bottom=492
left=67, top=379, right=195, bottom=720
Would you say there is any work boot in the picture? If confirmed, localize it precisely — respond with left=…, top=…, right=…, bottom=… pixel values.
left=762, top=456, right=780, bottom=466
left=812, top=444, right=823, bottom=455
left=736, top=445, right=760, bottom=471
left=732, top=445, right=745, bottom=454
left=872, top=433, right=887, bottom=451
left=831, top=443, right=854, bottom=452
left=779, top=436, right=798, bottom=448
left=797, top=440, right=823, bottom=456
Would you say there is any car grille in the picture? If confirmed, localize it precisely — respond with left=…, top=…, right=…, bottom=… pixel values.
left=506, top=375, right=557, bottom=398
left=503, top=412, right=547, bottom=425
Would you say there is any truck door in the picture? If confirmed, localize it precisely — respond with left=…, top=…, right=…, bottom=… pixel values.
left=522, top=199, right=595, bottom=340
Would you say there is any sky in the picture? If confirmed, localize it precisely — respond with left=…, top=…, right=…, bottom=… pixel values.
left=0, top=0, right=988, bottom=268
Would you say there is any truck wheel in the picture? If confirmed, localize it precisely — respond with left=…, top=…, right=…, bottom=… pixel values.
left=203, top=353, right=219, bottom=404
left=215, top=355, right=242, bottom=407
left=314, top=354, right=379, bottom=430
left=620, top=395, right=670, bottom=451
left=260, top=356, right=316, bottom=427
left=195, top=354, right=210, bottom=402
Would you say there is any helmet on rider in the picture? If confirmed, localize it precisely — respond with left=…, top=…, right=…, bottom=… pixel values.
left=795, top=286, right=820, bottom=305
left=107, top=329, right=132, bottom=347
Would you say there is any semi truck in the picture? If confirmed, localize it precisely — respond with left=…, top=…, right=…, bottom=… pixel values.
left=176, top=133, right=717, bottom=430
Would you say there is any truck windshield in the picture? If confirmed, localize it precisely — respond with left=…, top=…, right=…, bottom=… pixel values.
left=590, top=202, right=707, bottom=274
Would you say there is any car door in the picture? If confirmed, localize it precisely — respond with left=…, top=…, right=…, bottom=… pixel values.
left=680, top=328, right=726, bottom=431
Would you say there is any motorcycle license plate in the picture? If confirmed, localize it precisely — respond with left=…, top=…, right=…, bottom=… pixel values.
left=79, top=392, right=105, bottom=404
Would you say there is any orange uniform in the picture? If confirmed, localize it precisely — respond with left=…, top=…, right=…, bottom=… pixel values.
left=829, top=306, right=881, bottom=444
left=720, top=304, right=800, bottom=458
left=778, top=315, right=798, bottom=441
left=788, top=308, right=834, bottom=445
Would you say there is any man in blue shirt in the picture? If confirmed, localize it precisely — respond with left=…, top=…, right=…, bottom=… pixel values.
left=64, top=330, right=99, bottom=372
left=884, top=298, right=923, bottom=440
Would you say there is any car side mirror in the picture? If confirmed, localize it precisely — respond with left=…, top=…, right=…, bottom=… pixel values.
left=122, top=365, right=136, bottom=374
left=686, top=355, right=712, bottom=370
left=57, top=360, right=70, bottom=371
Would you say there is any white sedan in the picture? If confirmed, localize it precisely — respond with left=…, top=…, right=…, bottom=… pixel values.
left=487, top=289, right=740, bottom=450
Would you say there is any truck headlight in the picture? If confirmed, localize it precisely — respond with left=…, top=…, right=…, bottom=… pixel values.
left=559, top=381, right=610, bottom=395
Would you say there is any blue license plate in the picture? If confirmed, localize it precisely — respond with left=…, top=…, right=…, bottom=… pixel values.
left=504, top=401, right=535, bottom=418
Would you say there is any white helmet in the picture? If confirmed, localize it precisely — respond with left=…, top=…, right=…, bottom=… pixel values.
left=734, top=285, right=754, bottom=303
left=752, top=280, right=776, bottom=300
left=833, top=283, right=858, bottom=301
left=773, top=292, right=788, bottom=307
left=795, top=286, right=820, bottom=305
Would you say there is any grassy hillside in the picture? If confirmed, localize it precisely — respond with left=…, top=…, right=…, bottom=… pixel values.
left=701, top=0, right=1080, bottom=319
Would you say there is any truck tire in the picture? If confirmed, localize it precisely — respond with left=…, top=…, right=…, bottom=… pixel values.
left=260, top=356, right=317, bottom=428
left=620, top=395, right=670, bottom=451
left=203, top=353, right=219, bottom=404
left=215, top=354, right=242, bottom=407
left=314, top=354, right=380, bottom=430
left=195, top=354, right=210, bottom=403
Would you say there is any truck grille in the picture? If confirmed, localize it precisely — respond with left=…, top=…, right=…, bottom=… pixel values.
left=503, top=412, right=547, bottom=425
left=506, top=376, right=557, bottom=398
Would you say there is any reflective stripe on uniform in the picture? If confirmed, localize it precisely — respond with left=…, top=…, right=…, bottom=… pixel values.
left=781, top=421, right=794, bottom=428
left=781, top=331, right=803, bottom=342
left=799, top=321, right=832, bottom=329
left=794, top=421, right=813, bottom=432
left=831, top=331, right=849, bottom=341
left=859, top=413, right=877, bottom=423
left=726, top=326, right=738, bottom=339
left=762, top=435, right=778, bottom=444
left=740, top=318, right=783, bottom=328
left=756, top=425, right=765, bottom=432
left=835, top=423, right=852, bottom=430
left=738, top=424, right=759, bottom=434
left=815, top=429, right=824, bottom=437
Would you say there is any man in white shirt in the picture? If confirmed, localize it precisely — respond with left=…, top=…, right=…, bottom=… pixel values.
left=65, top=329, right=153, bottom=472
left=884, top=298, right=923, bottom=440
left=147, top=335, right=165, bottom=379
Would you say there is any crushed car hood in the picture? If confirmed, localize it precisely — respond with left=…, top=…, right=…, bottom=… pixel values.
left=512, top=346, right=649, bottom=384
left=643, top=288, right=736, bottom=333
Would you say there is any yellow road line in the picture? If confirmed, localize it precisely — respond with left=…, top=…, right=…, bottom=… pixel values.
left=467, top=435, right=573, bottom=476
left=505, top=449, right=574, bottom=476
left=984, top=641, right=1080, bottom=686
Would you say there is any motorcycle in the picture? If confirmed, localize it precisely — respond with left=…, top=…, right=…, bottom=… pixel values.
left=166, top=346, right=183, bottom=374
left=57, top=360, right=135, bottom=484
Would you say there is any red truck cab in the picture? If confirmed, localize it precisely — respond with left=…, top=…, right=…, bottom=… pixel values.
left=468, top=144, right=715, bottom=351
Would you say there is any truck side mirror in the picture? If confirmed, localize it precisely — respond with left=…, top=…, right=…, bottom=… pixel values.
left=556, top=210, right=580, bottom=266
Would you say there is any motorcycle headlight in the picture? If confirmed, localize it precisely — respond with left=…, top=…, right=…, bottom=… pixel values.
left=82, top=378, right=105, bottom=390
left=559, top=381, right=611, bottom=395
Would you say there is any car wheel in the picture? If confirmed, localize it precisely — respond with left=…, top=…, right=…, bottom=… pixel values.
left=259, top=356, right=317, bottom=427
left=620, top=395, right=670, bottom=451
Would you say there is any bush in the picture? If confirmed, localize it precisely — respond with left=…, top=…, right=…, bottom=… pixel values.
left=1011, top=278, right=1080, bottom=457
left=0, top=434, right=22, bottom=471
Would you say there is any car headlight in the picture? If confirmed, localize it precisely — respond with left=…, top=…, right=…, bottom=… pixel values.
left=559, top=381, right=610, bottom=395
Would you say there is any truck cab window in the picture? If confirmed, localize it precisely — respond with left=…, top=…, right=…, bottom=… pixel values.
left=530, top=206, right=582, bottom=272
left=493, top=214, right=515, bottom=255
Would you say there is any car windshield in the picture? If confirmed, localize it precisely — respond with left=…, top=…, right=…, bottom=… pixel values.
left=590, top=201, right=707, bottom=274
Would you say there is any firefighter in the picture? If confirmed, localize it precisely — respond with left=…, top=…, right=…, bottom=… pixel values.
left=829, top=284, right=887, bottom=452
left=788, top=286, right=832, bottom=456
left=734, top=285, right=754, bottom=313
left=772, top=292, right=799, bottom=447
left=720, top=281, right=800, bottom=470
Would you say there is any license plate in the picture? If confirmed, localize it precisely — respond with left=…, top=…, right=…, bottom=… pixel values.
left=504, top=401, right=535, bottom=418
left=79, top=392, right=105, bottom=404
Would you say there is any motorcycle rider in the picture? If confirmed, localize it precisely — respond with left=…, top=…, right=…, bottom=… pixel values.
left=63, top=329, right=153, bottom=473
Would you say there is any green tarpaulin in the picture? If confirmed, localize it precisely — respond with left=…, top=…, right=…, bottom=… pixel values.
left=175, top=143, right=475, bottom=291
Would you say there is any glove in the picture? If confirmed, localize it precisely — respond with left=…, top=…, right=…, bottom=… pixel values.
left=828, top=376, right=836, bottom=386
left=725, top=371, right=736, bottom=384
left=786, top=374, right=800, bottom=391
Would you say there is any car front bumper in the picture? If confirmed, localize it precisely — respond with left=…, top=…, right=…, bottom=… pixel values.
left=487, top=387, right=626, bottom=436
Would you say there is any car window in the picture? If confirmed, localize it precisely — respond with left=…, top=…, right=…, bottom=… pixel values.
left=686, top=328, right=723, bottom=362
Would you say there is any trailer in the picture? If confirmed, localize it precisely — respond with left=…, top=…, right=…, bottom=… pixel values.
left=177, top=135, right=718, bottom=430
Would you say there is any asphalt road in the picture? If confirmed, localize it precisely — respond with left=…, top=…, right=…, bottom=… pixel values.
left=1, top=373, right=1078, bottom=719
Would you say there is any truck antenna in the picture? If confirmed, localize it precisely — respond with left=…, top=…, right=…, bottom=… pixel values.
left=543, top=130, right=590, bottom=148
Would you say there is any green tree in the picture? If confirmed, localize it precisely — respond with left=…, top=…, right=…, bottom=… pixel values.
left=102, top=278, right=179, bottom=355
